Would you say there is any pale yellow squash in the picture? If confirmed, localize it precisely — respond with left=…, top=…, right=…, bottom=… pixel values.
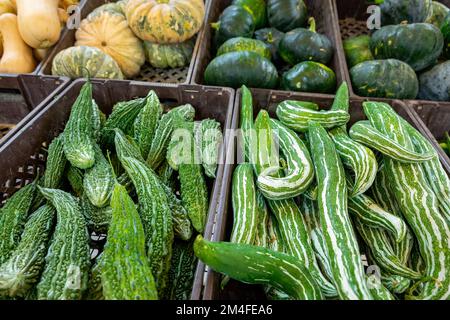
left=0, top=0, right=16, bottom=14
left=0, top=13, right=36, bottom=73
left=125, top=0, right=205, bottom=44
left=16, top=0, right=61, bottom=49
left=75, top=10, right=145, bottom=78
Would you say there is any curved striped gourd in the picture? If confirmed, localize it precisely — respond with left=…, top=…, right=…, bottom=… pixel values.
left=254, top=110, right=279, bottom=176
left=268, top=198, right=337, bottom=298
left=102, top=184, right=158, bottom=300
left=363, top=101, right=450, bottom=300
left=63, top=81, right=96, bottom=169
left=303, top=181, right=318, bottom=200
left=193, top=236, right=324, bottom=300
left=353, top=218, right=422, bottom=280
left=254, top=190, right=269, bottom=248
left=240, top=85, right=256, bottom=163
left=147, top=104, right=195, bottom=170
left=119, top=156, right=173, bottom=294
left=200, top=119, right=222, bottom=178
left=0, top=182, right=36, bottom=265
left=133, top=91, right=163, bottom=158
left=348, top=194, right=407, bottom=243
left=66, top=165, right=84, bottom=197
left=80, top=194, right=112, bottom=234
left=276, top=100, right=350, bottom=133
left=381, top=274, right=411, bottom=294
left=0, top=205, right=55, bottom=298
left=83, top=144, right=114, bottom=208
left=349, top=121, right=435, bottom=163
left=231, top=164, right=258, bottom=245
left=308, top=121, right=373, bottom=300
left=256, top=119, right=314, bottom=200
left=267, top=214, right=283, bottom=253
left=43, top=134, right=67, bottom=189
left=37, top=188, right=90, bottom=300
left=366, top=276, right=395, bottom=300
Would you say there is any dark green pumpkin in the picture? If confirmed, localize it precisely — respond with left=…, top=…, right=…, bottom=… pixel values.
left=370, top=23, right=443, bottom=71
left=204, top=51, right=279, bottom=89
left=217, top=37, right=271, bottom=59
left=267, top=0, right=308, bottom=32
left=350, top=59, right=419, bottom=99
left=212, top=5, right=255, bottom=48
left=418, top=61, right=450, bottom=101
left=232, top=0, right=267, bottom=29
left=278, top=18, right=333, bottom=66
left=442, top=12, right=450, bottom=58
left=343, top=35, right=374, bottom=68
left=425, top=1, right=450, bottom=28
left=254, top=28, right=284, bottom=63
left=281, top=61, right=336, bottom=93
left=380, top=0, right=432, bottom=25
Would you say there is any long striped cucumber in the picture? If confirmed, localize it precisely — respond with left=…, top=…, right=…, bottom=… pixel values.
left=254, top=190, right=269, bottom=248
left=133, top=91, right=163, bottom=158
left=240, top=85, right=255, bottom=163
left=231, top=164, right=258, bottom=245
left=267, top=214, right=283, bottom=253
left=364, top=102, right=450, bottom=300
left=0, top=205, right=55, bottom=298
left=43, top=134, right=67, bottom=189
left=381, top=274, right=411, bottom=294
left=349, top=121, right=434, bottom=163
left=0, top=182, right=37, bottom=265
left=366, top=275, right=395, bottom=300
left=63, top=81, right=96, bottom=169
left=254, top=110, right=279, bottom=176
left=256, top=119, right=314, bottom=200
left=267, top=198, right=337, bottom=298
left=348, top=194, right=407, bottom=243
left=66, top=165, right=84, bottom=197
left=37, top=188, right=90, bottom=300
left=276, top=101, right=350, bottom=133
left=308, top=121, right=373, bottom=300
left=102, top=183, right=158, bottom=300
left=119, top=156, right=173, bottom=294
left=80, top=194, right=112, bottom=234
left=83, top=144, right=114, bottom=208
left=353, top=218, right=422, bottom=280
left=303, top=181, right=318, bottom=201
left=147, top=104, right=195, bottom=169
left=193, top=236, right=324, bottom=300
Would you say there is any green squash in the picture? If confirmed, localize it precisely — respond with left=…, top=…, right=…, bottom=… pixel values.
left=281, top=61, right=336, bottom=93
left=232, top=0, right=267, bottom=29
left=278, top=18, right=333, bottom=66
left=442, top=12, right=450, bottom=58
left=143, top=39, right=194, bottom=69
left=343, top=35, right=374, bottom=68
left=350, top=59, right=419, bottom=99
left=254, top=28, right=284, bottom=63
left=217, top=37, right=271, bottom=59
left=370, top=23, right=443, bottom=71
left=380, top=0, right=432, bottom=25
left=425, top=1, right=450, bottom=28
left=212, top=5, right=255, bottom=48
left=418, top=61, right=450, bottom=101
left=52, top=46, right=124, bottom=79
left=91, top=2, right=125, bottom=16
left=204, top=51, right=279, bottom=89
left=267, top=0, right=308, bottom=32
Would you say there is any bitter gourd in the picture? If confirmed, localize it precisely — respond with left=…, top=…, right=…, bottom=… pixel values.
left=200, top=119, right=222, bottom=178
left=102, top=183, right=158, bottom=300
left=43, top=134, right=67, bottom=189
left=85, top=254, right=104, bottom=300
left=81, top=194, right=112, bottom=234
left=0, top=205, right=55, bottom=298
left=91, top=99, right=103, bottom=142
left=63, top=81, right=96, bottom=169
left=157, top=161, right=176, bottom=191
left=0, top=182, right=37, bottom=265
left=36, top=188, right=90, bottom=300
left=66, top=165, right=84, bottom=197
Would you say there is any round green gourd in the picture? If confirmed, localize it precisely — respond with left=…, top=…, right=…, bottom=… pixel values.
left=442, top=12, right=450, bottom=58
left=254, top=28, right=284, bottom=63
left=267, top=0, right=308, bottom=32
left=52, top=46, right=124, bottom=79
left=418, top=61, right=450, bottom=101
left=204, top=51, right=279, bottom=89
left=425, top=1, right=450, bottom=28
left=343, top=35, right=374, bottom=68
left=216, top=37, right=271, bottom=59
left=282, top=61, right=336, bottom=94
left=278, top=18, right=333, bottom=66
left=370, top=23, right=443, bottom=71
left=232, top=0, right=267, bottom=29
left=350, top=59, right=418, bottom=99
left=143, top=39, right=194, bottom=69
left=380, top=0, right=432, bottom=25
left=212, top=5, right=255, bottom=48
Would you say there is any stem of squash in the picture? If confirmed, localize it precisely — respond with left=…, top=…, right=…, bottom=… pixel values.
left=308, top=17, right=316, bottom=33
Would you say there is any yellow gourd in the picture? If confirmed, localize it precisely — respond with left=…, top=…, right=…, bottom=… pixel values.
left=0, top=0, right=15, bottom=14
left=34, top=48, right=49, bottom=62
left=16, top=0, right=61, bottom=49
left=0, top=13, right=36, bottom=73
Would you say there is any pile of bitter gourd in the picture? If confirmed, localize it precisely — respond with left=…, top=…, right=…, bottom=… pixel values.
left=194, top=83, right=450, bottom=300
left=0, top=80, right=222, bottom=300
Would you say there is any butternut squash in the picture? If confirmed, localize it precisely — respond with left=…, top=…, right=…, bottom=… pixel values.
left=16, top=0, right=61, bottom=49
left=0, top=13, right=36, bottom=73
left=34, top=48, right=49, bottom=62
left=0, top=0, right=15, bottom=15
